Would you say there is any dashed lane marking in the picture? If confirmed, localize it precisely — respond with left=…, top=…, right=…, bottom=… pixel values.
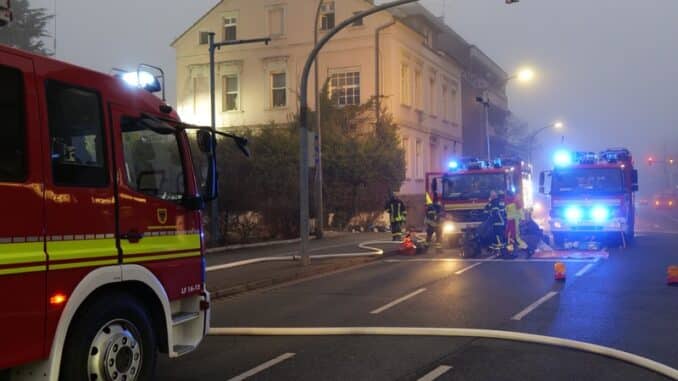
left=575, top=263, right=595, bottom=277
left=511, top=291, right=559, bottom=321
left=370, top=288, right=427, bottom=314
left=417, top=365, right=453, bottom=381
left=226, top=352, right=295, bottom=381
left=454, top=262, right=483, bottom=275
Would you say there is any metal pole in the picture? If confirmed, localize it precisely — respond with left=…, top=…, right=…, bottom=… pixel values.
left=208, top=32, right=220, bottom=245
left=314, top=0, right=324, bottom=239
left=298, top=0, right=419, bottom=266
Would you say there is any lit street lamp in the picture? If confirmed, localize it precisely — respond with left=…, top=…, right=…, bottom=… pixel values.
left=476, top=67, right=537, bottom=161
left=527, top=121, right=564, bottom=163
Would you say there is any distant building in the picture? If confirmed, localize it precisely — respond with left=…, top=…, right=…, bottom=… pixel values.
left=172, top=0, right=506, bottom=225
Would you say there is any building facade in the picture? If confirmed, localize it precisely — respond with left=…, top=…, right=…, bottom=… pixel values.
left=172, top=1, right=503, bottom=224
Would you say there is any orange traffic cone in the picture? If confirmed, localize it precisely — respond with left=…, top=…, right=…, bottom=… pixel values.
left=400, top=234, right=417, bottom=255
left=554, top=262, right=566, bottom=281
left=667, top=265, right=678, bottom=285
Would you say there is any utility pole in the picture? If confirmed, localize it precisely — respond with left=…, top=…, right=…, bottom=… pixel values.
left=313, top=0, right=324, bottom=239
left=208, top=33, right=270, bottom=245
left=297, top=0, right=419, bottom=266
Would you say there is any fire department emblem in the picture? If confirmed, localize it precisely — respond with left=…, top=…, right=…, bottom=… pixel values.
left=157, top=208, right=168, bottom=225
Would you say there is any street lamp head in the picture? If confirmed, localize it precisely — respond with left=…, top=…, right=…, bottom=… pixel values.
left=553, top=121, right=564, bottom=129
left=516, top=67, right=535, bottom=83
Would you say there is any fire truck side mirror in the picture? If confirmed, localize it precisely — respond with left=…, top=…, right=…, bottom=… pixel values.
left=196, top=130, right=218, bottom=202
left=538, top=171, right=546, bottom=194
left=632, top=169, right=639, bottom=192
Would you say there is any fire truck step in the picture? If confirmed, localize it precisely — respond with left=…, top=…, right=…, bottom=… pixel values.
left=173, top=345, right=196, bottom=356
left=172, top=312, right=200, bottom=326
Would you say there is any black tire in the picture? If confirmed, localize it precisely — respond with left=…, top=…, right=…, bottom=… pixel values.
left=60, top=292, right=157, bottom=381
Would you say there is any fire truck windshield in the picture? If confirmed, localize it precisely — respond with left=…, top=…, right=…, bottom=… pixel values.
left=442, top=172, right=506, bottom=200
left=552, top=167, right=623, bottom=195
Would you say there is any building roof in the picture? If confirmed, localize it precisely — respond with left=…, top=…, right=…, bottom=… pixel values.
left=170, top=1, right=225, bottom=47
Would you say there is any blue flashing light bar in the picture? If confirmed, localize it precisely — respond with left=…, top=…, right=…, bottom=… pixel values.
left=591, top=205, right=610, bottom=222
left=448, top=160, right=460, bottom=170
left=564, top=206, right=583, bottom=222
left=553, top=150, right=572, bottom=167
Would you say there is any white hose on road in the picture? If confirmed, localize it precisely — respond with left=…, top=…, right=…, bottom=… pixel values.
left=208, top=326, right=678, bottom=380
left=206, top=240, right=399, bottom=272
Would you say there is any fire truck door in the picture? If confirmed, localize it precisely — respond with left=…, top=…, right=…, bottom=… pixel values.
left=111, top=106, right=202, bottom=300
left=0, top=51, right=46, bottom=368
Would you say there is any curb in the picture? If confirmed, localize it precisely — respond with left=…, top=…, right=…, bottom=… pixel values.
left=205, top=232, right=354, bottom=254
left=209, top=248, right=400, bottom=299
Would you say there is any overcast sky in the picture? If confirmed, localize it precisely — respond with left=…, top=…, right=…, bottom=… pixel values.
left=30, top=0, right=678, bottom=183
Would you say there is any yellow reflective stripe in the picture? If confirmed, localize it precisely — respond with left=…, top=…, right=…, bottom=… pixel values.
left=47, top=239, right=117, bottom=262
left=121, top=235, right=200, bottom=256
left=445, top=203, right=484, bottom=211
left=0, top=265, right=45, bottom=276
left=50, top=258, right=118, bottom=271
left=0, top=242, right=45, bottom=265
left=123, top=251, right=200, bottom=264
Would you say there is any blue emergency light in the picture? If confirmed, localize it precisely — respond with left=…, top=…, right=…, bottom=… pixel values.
left=448, top=160, right=460, bottom=170
left=553, top=150, right=572, bottom=167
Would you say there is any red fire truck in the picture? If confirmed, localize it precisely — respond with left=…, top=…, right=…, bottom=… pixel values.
left=425, top=157, right=533, bottom=249
left=0, top=44, right=242, bottom=380
left=538, top=148, right=639, bottom=247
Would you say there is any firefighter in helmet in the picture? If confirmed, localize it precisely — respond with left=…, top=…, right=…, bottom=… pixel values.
left=425, top=194, right=443, bottom=248
left=385, top=192, right=407, bottom=241
left=484, top=190, right=510, bottom=256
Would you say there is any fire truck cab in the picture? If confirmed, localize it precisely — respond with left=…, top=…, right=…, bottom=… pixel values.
left=539, top=148, right=639, bottom=247
left=0, top=44, right=228, bottom=381
left=426, top=157, right=533, bottom=249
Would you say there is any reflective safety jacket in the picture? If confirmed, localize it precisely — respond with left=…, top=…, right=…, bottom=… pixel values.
left=424, top=203, right=443, bottom=227
left=485, top=197, right=506, bottom=226
left=385, top=198, right=407, bottom=223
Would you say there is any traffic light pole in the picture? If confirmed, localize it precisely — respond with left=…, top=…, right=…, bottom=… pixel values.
left=208, top=34, right=270, bottom=245
left=297, top=0, right=419, bottom=266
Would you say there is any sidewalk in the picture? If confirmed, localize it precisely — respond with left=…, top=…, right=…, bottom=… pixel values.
left=205, top=232, right=401, bottom=298
left=205, top=231, right=391, bottom=267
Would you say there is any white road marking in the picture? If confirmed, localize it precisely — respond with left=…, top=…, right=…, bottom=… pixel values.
left=417, top=365, right=453, bottom=381
left=226, top=352, right=295, bottom=381
left=370, top=288, right=427, bottom=314
left=511, top=291, right=559, bottom=321
left=454, top=262, right=483, bottom=275
left=384, top=258, right=598, bottom=263
left=575, top=263, right=595, bottom=277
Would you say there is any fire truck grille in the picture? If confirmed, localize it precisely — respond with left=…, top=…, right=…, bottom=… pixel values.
left=447, top=209, right=486, bottom=223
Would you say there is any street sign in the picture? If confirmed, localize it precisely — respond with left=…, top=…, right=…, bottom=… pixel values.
left=0, top=0, right=11, bottom=27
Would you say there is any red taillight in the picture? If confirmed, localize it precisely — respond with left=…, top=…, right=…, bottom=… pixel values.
left=49, top=293, right=67, bottom=306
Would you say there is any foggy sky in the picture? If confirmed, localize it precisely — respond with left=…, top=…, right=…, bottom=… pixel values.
left=30, top=0, right=678, bottom=189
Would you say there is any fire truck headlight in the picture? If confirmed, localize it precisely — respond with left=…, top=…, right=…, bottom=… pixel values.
left=565, top=206, right=583, bottom=222
left=442, top=221, right=455, bottom=235
left=591, top=206, right=610, bottom=222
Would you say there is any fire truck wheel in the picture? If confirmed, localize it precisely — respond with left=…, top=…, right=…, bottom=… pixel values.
left=60, top=292, right=157, bottom=381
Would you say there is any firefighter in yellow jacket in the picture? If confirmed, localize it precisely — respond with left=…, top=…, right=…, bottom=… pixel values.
left=505, top=192, right=528, bottom=252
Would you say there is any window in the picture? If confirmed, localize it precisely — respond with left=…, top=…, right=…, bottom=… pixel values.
left=271, top=72, right=286, bottom=108
left=400, top=64, right=411, bottom=106
left=198, top=31, right=210, bottom=45
left=441, top=84, right=448, bottom=120
left=222, top=74, right=239, bottom=111
left=121, top=117, right=185, bottom=201
left=330, top=71, right=360, bottom=106
left=415, top=139, right=423, bottom=179
left=430, top=144, right=437, bottom=173
left=0, top=65, right=26, bottom=182
left=352, top=12, right=363, bottom=26
left=428, top=77, right=435, bottom=116
left=46, top=81, right=107, bottom=187
left=320, top=2, right=335, bottom=30
left=414, top=70, right=422, bottom=110
left=402, top=137, right=411, bottom=179
left=269, top=7, right=285, bottom=37
left=223, top=16, right=237, bottom=41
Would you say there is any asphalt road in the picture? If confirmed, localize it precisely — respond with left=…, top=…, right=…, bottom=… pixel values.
left=157, top=206, right=678, bottom=381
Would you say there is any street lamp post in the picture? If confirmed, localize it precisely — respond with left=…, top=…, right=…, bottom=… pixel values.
left=208, top=33, right=271, bottom=245
left=476, top=67, right=535, bottom=161
left=527, top=121, right=564, bottom=164
left=313, top=0, right=324, bottom=239
left=297, top=0, right=418, bottom=266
